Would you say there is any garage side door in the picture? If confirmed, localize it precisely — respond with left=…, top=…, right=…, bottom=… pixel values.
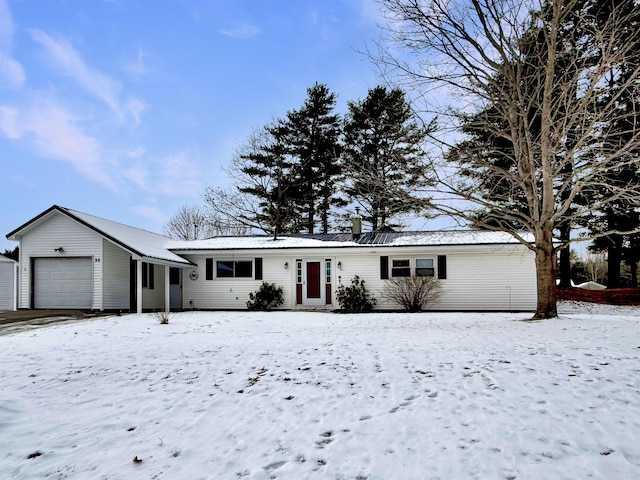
left=34, top=258, right=93, bottom=309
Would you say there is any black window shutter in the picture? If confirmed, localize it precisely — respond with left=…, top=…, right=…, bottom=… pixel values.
left=142, top=261, right=148, bottom=288
left=149, top=264, right=155, bottom=289
left=255, top=258, right=263, bottom=280
left=437, top=255, right=447, bottom=279
left=206, top=258, right=213, bottom=280
left=380, top=256, right=389, bottom=279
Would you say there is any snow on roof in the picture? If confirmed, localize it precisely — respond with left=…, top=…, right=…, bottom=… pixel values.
left=62, top=207, right=193, bottom=265
left=168, top=230, right=532, bottom=251
left=8, top=205, right=533, bottom=263
left=387, top=230, right=533, bottom=246
left=167, top=235, right=359, bottom=251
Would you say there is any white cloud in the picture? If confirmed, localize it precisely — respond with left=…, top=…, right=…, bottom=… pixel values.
left=30, top=29, right=123, bottom=114
left=303, top=7, right=339, bottom=44
left=125, top=96, right=148, bottom=127
left=29, top=29, right=147, bottom=128
left=157, top=152, right=202, bottom=196
left=0, top=105, right=20, bottom=138
left=0, top=52, right=25, bottom=88
left=27, top=101, right=116, bottom=189
left=0, top=0, right=15, bottom=50
left=124, top=47, right=149, bottom=78
left=0, top=0, right=25, bottom=89
left=126, top=145, right=146, bottom=158
left=220, top=23, right=262, bottom=39
left=2, top=98, right=117, bottom=190
left=356, top=0, right=386, bottom=25
left=120, top=161, right=149, bottom=190
left=118, top=149, right=202, bottom=197
left=130, top=204, right=166, bottom=225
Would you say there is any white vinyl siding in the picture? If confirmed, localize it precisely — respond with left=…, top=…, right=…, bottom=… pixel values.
left=337, top=245, right=536, bottom=311
left=18, top=212, right=103, bottom=309
left=182, top=254, right=293, bottom=310
left=434, top=249, right=536, bottom=311
left=102, top=239, right=131, bottom=310
left=0, top=258, right=18, bottom=311
left=142, top=264, right=166, bottom=310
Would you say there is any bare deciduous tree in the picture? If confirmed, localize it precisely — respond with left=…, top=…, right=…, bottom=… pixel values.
left=203, top=126, right=301, bottom=240
left=583, top=252, right=607, bottom=285
left=163, top=204, right=249, bottom=240
left=374, top=0, right=640, bottom=318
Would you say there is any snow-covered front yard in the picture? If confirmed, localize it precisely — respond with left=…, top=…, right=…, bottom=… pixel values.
left=1, top=303, right=639, bottom=479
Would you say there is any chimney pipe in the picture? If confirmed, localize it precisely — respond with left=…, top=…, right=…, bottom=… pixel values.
left=351, top=208, right=362, bottom=237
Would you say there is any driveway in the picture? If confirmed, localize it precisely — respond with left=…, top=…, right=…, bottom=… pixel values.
left=0, top=310, right=110, bottom=335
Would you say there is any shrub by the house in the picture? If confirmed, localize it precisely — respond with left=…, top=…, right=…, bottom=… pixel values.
left=152, top=308, right=171, bottom=324
left=247, top=282, right=284, bottom=310
left=382, top=275, right=441, bottom=312
left=337, top=275, right=377, bottom=312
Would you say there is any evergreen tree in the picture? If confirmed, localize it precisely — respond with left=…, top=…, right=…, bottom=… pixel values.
left=342, top=86, right=432, bottom=231
left=203, top=83, right=343, bottom=238
left=2, top=246, right=18, bottom=261
left=203, top=125, right=302, bottom=239
left=279, top=83, right=344, bottom=234
left=585, top=0, right=640, bottom=288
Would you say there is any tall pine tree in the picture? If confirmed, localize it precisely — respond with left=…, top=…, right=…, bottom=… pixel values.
left=586, top=0, right=640, bottom=287
left=204, top=83, right=344, bottom=237
left=342, top=86, right=432, bottom=231
left=279, top=83, right=344, bottom=234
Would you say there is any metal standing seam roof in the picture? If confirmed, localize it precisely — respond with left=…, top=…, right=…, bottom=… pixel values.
left=295, top=231, right=529, bottom=245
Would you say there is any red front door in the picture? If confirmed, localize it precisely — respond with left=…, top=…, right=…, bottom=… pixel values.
left=306, top=262, right=321, bottom=298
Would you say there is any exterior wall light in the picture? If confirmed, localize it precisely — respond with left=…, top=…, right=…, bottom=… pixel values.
left=284, top=262, right=289, bottom=270
left=337, top=261, right=342, bottom=270
left=54, top=247, right=64, bottom=253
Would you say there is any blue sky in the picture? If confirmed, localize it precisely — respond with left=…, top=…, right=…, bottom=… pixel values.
left=0, top=0, right=388, bottom=251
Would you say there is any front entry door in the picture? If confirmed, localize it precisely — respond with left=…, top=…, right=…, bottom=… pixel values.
left=303, top=259, right=325, bottom=306
left=306, top=262, right=321, bottom=298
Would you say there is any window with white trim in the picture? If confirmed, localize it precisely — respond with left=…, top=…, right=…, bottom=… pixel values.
left=415, top=258, right=435, bottom=277
left=206, top=259, right=253, bottom=278
left=217, top=260, right=252, bottom=278
left=391, top=259, right=411, bottom=277
left=390, top=257, right=436, bottom=277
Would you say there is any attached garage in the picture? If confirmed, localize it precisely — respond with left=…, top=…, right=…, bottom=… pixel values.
left=33, top=257, right=93, bottom=309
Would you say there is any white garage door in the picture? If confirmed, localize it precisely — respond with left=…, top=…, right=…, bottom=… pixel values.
left=34, top=258, right=93, bottom=309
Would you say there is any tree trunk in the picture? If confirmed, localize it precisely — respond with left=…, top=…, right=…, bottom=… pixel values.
left=307, top=205, right=314, bottom=234
left=557, top=222, right=572, bottom=288
left=533, top=235, right=557, bottom=319
left=607, top=235, right=622, bottom=288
